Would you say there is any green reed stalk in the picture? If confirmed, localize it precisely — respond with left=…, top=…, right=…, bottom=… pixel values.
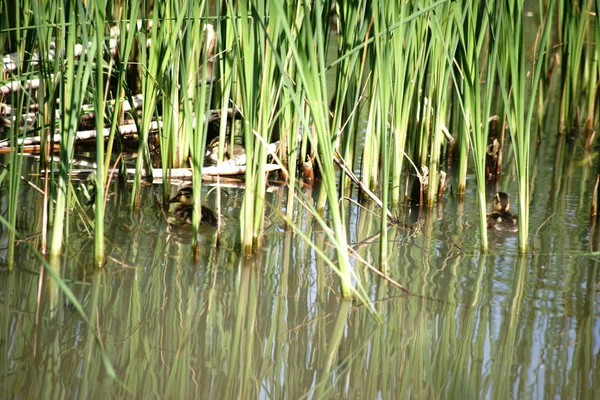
left=333, top=0, right=369, bottom=198
left=50, top=0, right=94, bottom=256
left=212, top=1, right=237, bottom=229
left=583, top=3, right=599, bottom=134
left=232, top=1, right=285, bottom=253
left=252, top=1, right=281, bottom=251
left=584, top=27, right=597, bottom=134
left=189, top=1, right=211, bottom=249
left=215, top=0, right=236, bottom=161
left=557, top=0, right=591, bottom=132
left=3, top=1, right=28, bottom=268
left=282, top=98, right=301, bottom=219
left=234, top=0, right=260, bottom=253
left=372, top=20, right=389, bottom=270
left=361, top=96, right=379, bottom=192
left=93, top=0, right=106, bottom=265
left=131, top=0, right=160, bottom=206
left=359, top=3, right=431, bottom=201
left=497, top=0, right=555, bottom=253
left=104, top=2, right=138, bottom=185
left=157, top=0, right=181, bottom=199
left=454, top=1, right=499, bottom=250
left=371, top=0, right=401, bottom=269
left=426, top=2, right=457, bottom=207
left=278, top=33, right=302, bottom=220
left=171, top=0, right=193, bottom=171
left=29, top=0, right=50, bottom=255
left=595, top=1, right=600, bottom=133
left=535, top=0, right=551, bottom=137
left=268, top=0, right=353, bottom=297
left=6, top=104, right=25, bottom=269
left=390, top=4, right=422, bottom=208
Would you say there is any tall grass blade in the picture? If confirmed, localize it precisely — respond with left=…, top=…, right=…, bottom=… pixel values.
left=50, top=0, right=95, bottom=256
left=496, top=0, right=555, bottom=253
left=93, top=0, right=106, bottom=265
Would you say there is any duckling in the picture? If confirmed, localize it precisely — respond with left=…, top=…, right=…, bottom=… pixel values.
left=487, top=192, right=518, bottom=232
left=205, top=136, right=245, bottom=164
left=168, top=187, right=218, bottom=227
left=171, top=204, right=219, bottom=227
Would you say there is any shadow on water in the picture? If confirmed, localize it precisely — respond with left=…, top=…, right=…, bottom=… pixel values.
left=1, top=136, right=600, bottom=398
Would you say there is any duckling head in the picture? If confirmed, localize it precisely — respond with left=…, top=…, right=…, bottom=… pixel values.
left=492, top=192, right=511, bottom=212
left=205, top=137, right=221, bottom=161
left=168, top=186, right=193, bottom=206
left=205, top=137, right=245, bottom=164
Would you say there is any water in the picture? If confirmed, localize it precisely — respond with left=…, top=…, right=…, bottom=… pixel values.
left=1, top=135, right=600, bottom=399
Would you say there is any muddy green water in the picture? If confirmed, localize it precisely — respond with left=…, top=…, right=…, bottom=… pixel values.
left=1, top=134, right=600, bottom=399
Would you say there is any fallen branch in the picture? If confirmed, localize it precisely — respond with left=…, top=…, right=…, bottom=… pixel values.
left=0, top=121, right=161, bottom=149
left=333, top=150, right=398, bottom=223
left=41, top=163, right=281, bottom=182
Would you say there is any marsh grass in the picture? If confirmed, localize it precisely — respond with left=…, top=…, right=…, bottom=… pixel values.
left=453, top=1, right=500, bottom=250
left=49, top=0, right=95, bottom=257
left=0, top=0, right=598, bottom=333
left=557, top=0, right=593, bottom=133
left=93, top=0, right=107, bottom=265
left=496, top=0, right=555, bottom=253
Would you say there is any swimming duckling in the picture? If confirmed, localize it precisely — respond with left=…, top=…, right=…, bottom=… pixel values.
left=171, top=204, right=218, bottom=227
left=168, top=186, right=218, bottom=227
left=205, top=136, right=245, bottom=164
left=487, top=192, right=518, bottom=232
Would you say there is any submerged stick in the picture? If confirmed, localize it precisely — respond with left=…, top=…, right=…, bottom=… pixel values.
left=333, top=150, right=397, bottom=223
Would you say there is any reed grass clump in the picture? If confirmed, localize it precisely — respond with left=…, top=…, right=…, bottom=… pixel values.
left=0, top=0, right=598, bottom=295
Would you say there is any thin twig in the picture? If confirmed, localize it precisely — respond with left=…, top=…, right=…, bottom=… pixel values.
left=333, top=150, right=398, bottom=223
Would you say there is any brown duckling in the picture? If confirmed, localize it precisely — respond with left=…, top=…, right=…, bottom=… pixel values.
left=487, top=192, right=518, bottom=232
left=205, top=136, right=245, bottom=164
left=171, top=204, right=218, bottom=227
left=168, top=186, right=218, bottom=227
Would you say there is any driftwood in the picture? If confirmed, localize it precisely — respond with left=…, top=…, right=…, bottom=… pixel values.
left=0, top=105, right=242, bottom=149
left=44, top=163, right=281, bottom=183
left=0, top=121, right=160, bottom=148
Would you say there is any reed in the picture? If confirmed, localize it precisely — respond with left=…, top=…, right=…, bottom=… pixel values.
left=584, top=2, right=599, bottom=135
left=3, top=4, right=28, bottom=268
left=557, top=0, right=592, bottom=132
left=49, top=0, right=95, bottom=256
left=188, top=0, right=212, bottom=250
left=332, top=0, right=369, bottom=198
left=3, top=0, right=599, bottom=278
left=369, top=0, right=421, bottom=265
left=93, top=0, right=106, bottom=265
left=5, top=96, right=24, bottom=269
left=426, top=1, right=458, bottom=208
left=371, top=0, right=393, bottom=268
left=102, top=2, right=137, bottom=188
left=262, top=0, right=354, bottom=296
left=496, top=0, right=555, bottom=253
left=454, top=1, right=499, bottom=250
left=130, top=0, right=161, bottom=206
left=594, top=2, right=600, bottom=138
left=232, top=0, right=277, bottom=254
left=389, top=4, right=423, bottom=209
